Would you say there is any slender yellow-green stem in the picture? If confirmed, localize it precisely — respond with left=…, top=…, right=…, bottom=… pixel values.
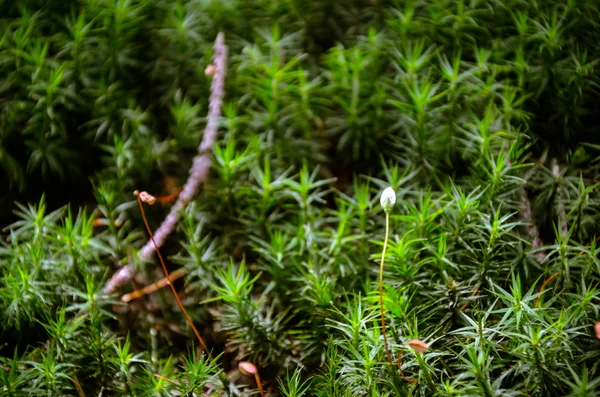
left=379, top=212, right=393, bottom=368
left=379, top=211, right=414, bottom=382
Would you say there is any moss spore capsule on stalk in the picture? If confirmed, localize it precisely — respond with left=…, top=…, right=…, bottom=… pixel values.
left=380, top=187, right=396, bottom=213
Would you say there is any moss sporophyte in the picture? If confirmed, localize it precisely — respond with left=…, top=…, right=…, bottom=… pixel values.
left=379, top=187, right=396, bottom=371
left=379, top=187, right=430, bottom=383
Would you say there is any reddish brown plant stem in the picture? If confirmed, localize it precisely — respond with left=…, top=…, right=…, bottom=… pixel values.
left=535, top=272, right=558, bottom=308
left=255, top=373, right=265, bottom=397
left=396, top=348, right=414, bottom=383
left=239, top=362, right=265, bottom=397
left=153, top=373, right=182, bottom=386
left=136, top=194, right=209, bottom=353
left=461, top=284, right=480, bottom=311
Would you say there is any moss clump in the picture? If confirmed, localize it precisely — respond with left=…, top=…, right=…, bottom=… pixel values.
left=2, top=1, right=600, bottom=395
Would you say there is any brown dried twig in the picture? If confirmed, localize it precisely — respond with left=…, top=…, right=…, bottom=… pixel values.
left=120, top=267, right=189, bottom=303
left=104, top=33, right=227, bottom=295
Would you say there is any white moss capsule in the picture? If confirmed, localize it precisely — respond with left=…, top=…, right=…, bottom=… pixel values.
left=380, top=187, right=396, bottom=213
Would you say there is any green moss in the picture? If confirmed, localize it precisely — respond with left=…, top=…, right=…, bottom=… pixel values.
left=2, top=0, right=600, bottom=395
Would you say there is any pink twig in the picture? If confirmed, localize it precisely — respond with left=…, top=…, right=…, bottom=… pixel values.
left=105, top=33, right=227, bottom=294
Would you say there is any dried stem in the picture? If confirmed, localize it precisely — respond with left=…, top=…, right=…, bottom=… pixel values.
left=104, top=33, right=227, bottom=294
left=156, top=187, right=183, bottom=205
left=153, top=373, right=182, bottom=386
left=460, top=284, right=480, bottom=311
left=120, top=267, right=189, bottom=303
left=138, top=33, right=227, bottom=259
left=535, top=272, right=558, bottom=308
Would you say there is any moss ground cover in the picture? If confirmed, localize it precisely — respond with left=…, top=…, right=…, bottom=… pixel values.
left=2, top=1, right=600, bottom=395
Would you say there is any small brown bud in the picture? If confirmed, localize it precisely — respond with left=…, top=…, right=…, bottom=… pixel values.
left=594, top=322, right=600, bottom=339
